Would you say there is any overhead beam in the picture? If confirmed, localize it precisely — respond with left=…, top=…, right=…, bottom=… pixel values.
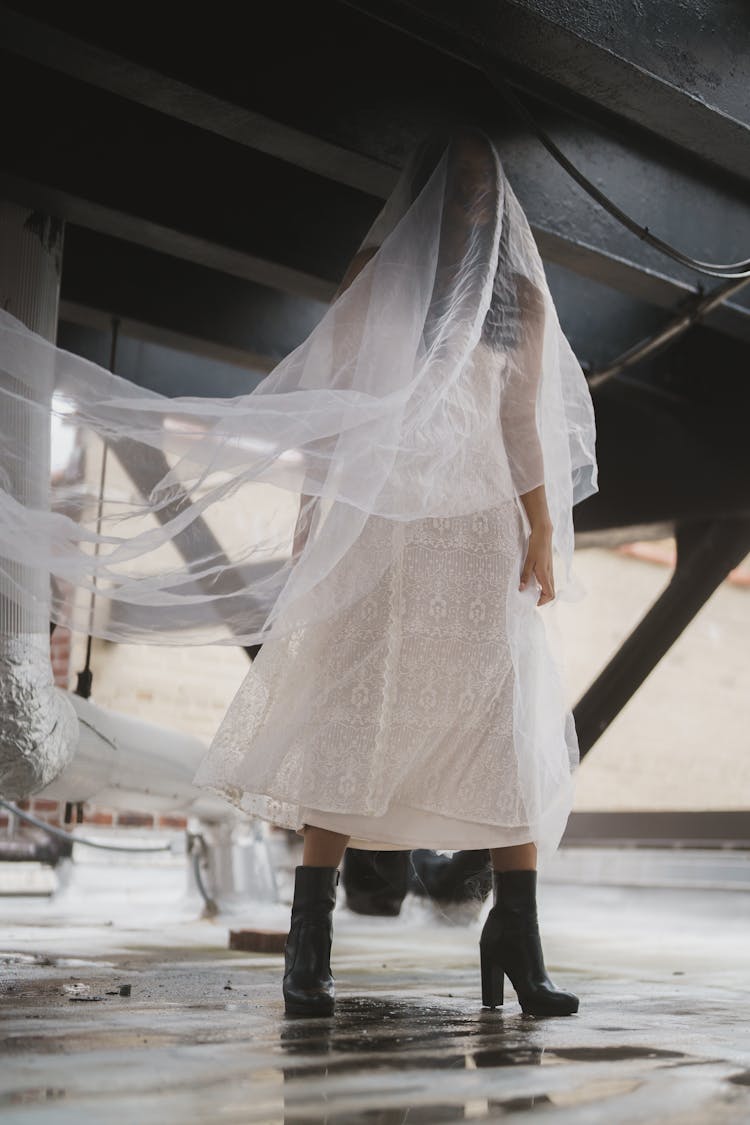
left=576, top=328, right=750, bottom=534
left=59, top=226, right=327, bottom=366
left=56, top=227, right=677, bottom=381
left=343, top=0, right=750, bottom=182
left=0, top=3, right=398, bottom=198
left=59, top=304, right=276, bottom=377
left=574, top=515, right=750, bottom=755
left=0, top=172, right=335, bottom=304
left=2, top=24, right=749, bottom=339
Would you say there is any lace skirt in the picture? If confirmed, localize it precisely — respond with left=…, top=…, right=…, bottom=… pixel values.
left=192, top=499, right=576, bottom=857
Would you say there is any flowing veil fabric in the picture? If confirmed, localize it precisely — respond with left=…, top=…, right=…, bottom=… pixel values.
left=0, top=124, right=597, bottom=651
left=0, top=123, right=598, bottom=857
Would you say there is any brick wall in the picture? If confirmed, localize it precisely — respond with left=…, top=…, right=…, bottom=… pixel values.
left=1, top=797, right=188, bottom=834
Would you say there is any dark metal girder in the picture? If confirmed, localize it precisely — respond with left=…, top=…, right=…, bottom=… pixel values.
left=57, top=227, right=673, bottom=384
left=0, top=4, right=397, bottom=198
left=58, top=305, right=276, bottom=384
left=59, top=226, right=326, bottom=373
left=2, top=9, right=750, bottom=344
left=0, top=169, right=334, bottom=304
left=575, top=322, right=750, bottom=534
left=343, top=0, right=750, bottom=182
left=0, top=49, right=379, bottom=294
left=2, top=68, right=749, bottom=345
left=573, top=514, right=750, bottom=756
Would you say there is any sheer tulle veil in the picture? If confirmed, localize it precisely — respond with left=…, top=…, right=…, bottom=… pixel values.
left=0, top=123, right=598, bottom=650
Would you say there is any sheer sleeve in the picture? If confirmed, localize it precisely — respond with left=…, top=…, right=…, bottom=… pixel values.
left=499, top=272, right=546, bottom=497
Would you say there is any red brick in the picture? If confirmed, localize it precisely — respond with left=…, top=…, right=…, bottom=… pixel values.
left=32, top=799, right=61, bottom=813
left=116, top=812, right=154, bottom=828
left=229, top=929, right=287, bottom=954
left=50, top=626, right=72, bottom=688
left=157, top=815, right=187, bottom=830
left=82, top=811, right=114, bottom=826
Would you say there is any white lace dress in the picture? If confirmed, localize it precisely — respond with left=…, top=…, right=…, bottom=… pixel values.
left=192, top=493, right=576, bottom=855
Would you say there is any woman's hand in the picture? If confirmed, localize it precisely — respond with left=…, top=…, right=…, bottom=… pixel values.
left=519, top=520, right=555, bottom=606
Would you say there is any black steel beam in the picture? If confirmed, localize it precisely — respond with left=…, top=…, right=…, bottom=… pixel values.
left=575, top=321, right=750, bottom=534
left=58, top=306, right=276, bottom=385
left=56, top=227, right=678, bottom=388
left=2, top=10, right=750, bottom=340
left=0, top=4, right=397, bottom=198
left=59, top=226, right=326, bottom=371
left=344, top=0, right=750, bottom=182
left=0, top=49, right=377, bottom=297
left=573, top=515, right=750, bottom=755
left=0, top=169, right=336, bottom=304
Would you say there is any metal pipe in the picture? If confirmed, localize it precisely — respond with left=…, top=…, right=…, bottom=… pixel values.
left=0, top=200, right=78, bottom=797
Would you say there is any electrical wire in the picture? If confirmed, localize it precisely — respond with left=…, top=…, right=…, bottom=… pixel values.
left=187, top=832, right=219, bottom=915
left=0, top=797, right=174, bottom=853
left=340, top=4, right=750, bottom=279
left=482, top=63, right=750, bottom=280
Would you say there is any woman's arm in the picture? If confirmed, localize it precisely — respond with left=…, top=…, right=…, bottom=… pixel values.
left=500, top=274, right=555, bottom=605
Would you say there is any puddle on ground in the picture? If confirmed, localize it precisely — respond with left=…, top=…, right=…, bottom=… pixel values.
left=549, top=1046, right=685, bottom=1063
left=0, top=952, right=113, bottom=969
left=277, top=996, right=688, bottom=1083
left=0, top=1087, right=67, bottom=1109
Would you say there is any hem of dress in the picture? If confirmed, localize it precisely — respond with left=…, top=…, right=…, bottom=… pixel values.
left=299, top=802, right=537, bottom=851
left=192, top=777, right=541, bottom=852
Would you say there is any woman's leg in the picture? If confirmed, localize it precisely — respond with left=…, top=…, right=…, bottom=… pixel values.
left=490, top=841, right=536, bottom=871
left=302, top=825, right=350, bottom=866
left=284, top=826, right=350, bottom=1017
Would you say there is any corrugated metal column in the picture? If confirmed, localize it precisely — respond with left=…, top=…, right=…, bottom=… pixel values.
left=0, top=202, right=78, bottom=798
left=0, top=203, right=63, bottom=339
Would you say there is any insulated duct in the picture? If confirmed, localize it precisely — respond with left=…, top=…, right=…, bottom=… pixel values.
left=0, top=200, right=78, bottom=798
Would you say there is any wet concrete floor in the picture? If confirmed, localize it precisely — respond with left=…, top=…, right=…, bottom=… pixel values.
left=0, top=877, right=748, bottom=1123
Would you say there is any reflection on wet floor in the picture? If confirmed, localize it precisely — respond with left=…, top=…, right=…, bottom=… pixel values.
left=276, top=998, right=693, bottom=1122
left=0, top=881, right=748, bottom=1123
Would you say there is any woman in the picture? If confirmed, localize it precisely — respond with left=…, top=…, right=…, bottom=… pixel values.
left=192, top=124, right=598, bottom=1017
left=0, top=122, right=597, bottom=1019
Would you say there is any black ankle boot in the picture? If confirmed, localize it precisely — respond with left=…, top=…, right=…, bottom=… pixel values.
left=283, top=865, right=339, bottom=1017
left=479, top=868, right=579, bottom=1017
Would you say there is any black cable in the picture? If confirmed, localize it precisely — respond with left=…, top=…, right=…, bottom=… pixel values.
left=340, top=4, right=750, bottom=279
left=75, top=315, right=120, bottom=699
left=481, top=63, right=750, bottom=280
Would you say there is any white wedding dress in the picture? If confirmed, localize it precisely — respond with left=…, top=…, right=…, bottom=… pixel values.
left=0, top=126, right=596, bottom=863
left=193, top=343, right=578, bottom=859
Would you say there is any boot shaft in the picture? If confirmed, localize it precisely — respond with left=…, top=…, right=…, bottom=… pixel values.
left=490, top=867, right=539, bottom=925
left=289, top=864, right=339, bottom=923
left=284, top=864, right=339, bottom=1016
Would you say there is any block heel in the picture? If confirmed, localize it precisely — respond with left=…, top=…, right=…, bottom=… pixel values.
left=480, top=947, right=505, bottom=1008
left=478, top=868, right=579, bottom=1017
